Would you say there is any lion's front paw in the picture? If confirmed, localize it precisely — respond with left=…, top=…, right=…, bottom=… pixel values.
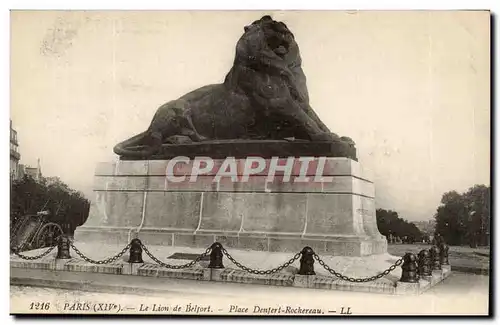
left=310, top=132, right=340, bottom=142
left=197, top=135, right=209, bottom=142
left=340, top=136, right=356, bottom=145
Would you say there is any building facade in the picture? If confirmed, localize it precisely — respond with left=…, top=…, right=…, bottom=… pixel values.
left=414, top=220, right=436, bottom=243
left=20, top=160, right=43, bottom=181
left=10, top=120, right=20, bottom=180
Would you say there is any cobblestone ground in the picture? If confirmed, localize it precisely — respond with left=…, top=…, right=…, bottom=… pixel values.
left=10, top=272, right=489, bottom=315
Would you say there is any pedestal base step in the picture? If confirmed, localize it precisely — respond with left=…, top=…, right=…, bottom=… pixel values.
left=75, top=228, right=388, bottom=257
left=10, top=243, right=451, bottom=296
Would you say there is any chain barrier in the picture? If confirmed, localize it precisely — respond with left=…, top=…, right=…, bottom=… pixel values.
left=313, top=253, right=404, bottom=282
left=140, top=243, right=211, bottom=269
left=221, top=247, right=301, bottom=275
left=11, top=236, right=408, bottom=283
left=70, top=242, right=131, bottom=265
left=12, top=245, right=56, bottom=260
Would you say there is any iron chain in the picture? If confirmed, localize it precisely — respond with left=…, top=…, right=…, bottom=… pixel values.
left=12, top=245, right=56, bottom=260
left=140, top=243, right=211, bottom=269
left=70, top=242, right=131, bottom=264
left=222, top=247, right=301, bottom=275
left=11, top=237, right=404, bottom=283
left=313, top=253, right=403, bottom=282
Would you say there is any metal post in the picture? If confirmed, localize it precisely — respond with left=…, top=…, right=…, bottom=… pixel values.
left=56, top=235, right=71, bottom=259
left=417, top=249, right=432, bottom=277
left=430, top=245, right=441, bottom=270
left=298, top=246, right=315, bottom=275
left=400, top=252, right=418, bottom=283
left=439, top=242, right=450, bottom=265
left=208, top=242, right=224, bottom=269
left=128, top=238, right=144, bottom=263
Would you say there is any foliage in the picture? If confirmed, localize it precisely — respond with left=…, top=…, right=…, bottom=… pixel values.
left=434, top=184, right=490, bottom=247
left=10, top=175, right=90, bottom=235
left=376, top=209, right=423, bottom=243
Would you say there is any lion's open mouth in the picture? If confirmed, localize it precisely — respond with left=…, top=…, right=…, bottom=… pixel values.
left=246, top=17, right=294, bottom=58
left=267, top=33, right=291, bottom=56
left=274, top=45, right=287, bottom=56
left=262, top=19, right=293, bottom=57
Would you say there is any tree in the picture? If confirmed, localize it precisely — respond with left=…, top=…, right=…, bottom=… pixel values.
left=10, top=175, right=90, bottom=236
left=434, top=191, right=468, bottom=245
left=434, top=185, right=490, bottom=247
left=463, top=185, right=490, bottom=247
left=376, top=209, right=423, bottom=243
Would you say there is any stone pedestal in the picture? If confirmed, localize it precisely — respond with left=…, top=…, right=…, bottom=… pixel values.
left=431, top=270, right=443, bottom=285
left=75, top=157, right=387, bottom=256
left=442, top=265, right=452, bottom=278
left=418, top=277, right=432, bottom=293
left=395, top=281, right=420, bottom=295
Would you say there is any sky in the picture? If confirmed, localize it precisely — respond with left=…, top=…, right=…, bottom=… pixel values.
left=10, top=10, right=490, bottom=222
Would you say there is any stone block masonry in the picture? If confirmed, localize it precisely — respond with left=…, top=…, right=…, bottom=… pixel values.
left=75, top=158, right=387, bottom=256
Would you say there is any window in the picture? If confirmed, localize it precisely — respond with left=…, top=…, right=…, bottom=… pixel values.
left=10, top=130, right=18, bottom=143
left=10, top=143, right=18, bottom=153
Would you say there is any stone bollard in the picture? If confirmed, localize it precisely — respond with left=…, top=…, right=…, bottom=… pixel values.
left=439, top=242, right=450, bottom=266
left=430, top=245, right=442, bottom=270
left=208, top=242, right=224, bottom=269
left=56, top=235, right=71, bottom=259
left=128, top=238, right=144, bottom=263
left=298, top=246, right=316, bottom=275
left=438, top=242, right=451, bottom=278
left=400, top=252, right=418, bottom=283
left=418, top=249, right=432, bottom=277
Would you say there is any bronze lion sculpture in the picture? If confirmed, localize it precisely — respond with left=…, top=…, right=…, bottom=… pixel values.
left=114, top=15, right=350, bottom=158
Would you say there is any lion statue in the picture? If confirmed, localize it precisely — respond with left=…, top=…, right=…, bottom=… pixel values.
left=114, top=15, right=350, bottom=158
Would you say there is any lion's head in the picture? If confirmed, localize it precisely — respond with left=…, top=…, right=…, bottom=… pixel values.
left=235, top=15, right=302, bottom=69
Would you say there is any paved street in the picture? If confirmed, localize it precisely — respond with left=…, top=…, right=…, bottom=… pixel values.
left=10, top=272, right=489, bottom=315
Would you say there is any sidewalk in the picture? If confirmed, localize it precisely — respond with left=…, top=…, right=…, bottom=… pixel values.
left=10, top=272, right=489, bottom=315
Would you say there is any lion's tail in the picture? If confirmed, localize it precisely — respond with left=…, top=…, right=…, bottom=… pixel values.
left=113, top=131, right=161, bottom=159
